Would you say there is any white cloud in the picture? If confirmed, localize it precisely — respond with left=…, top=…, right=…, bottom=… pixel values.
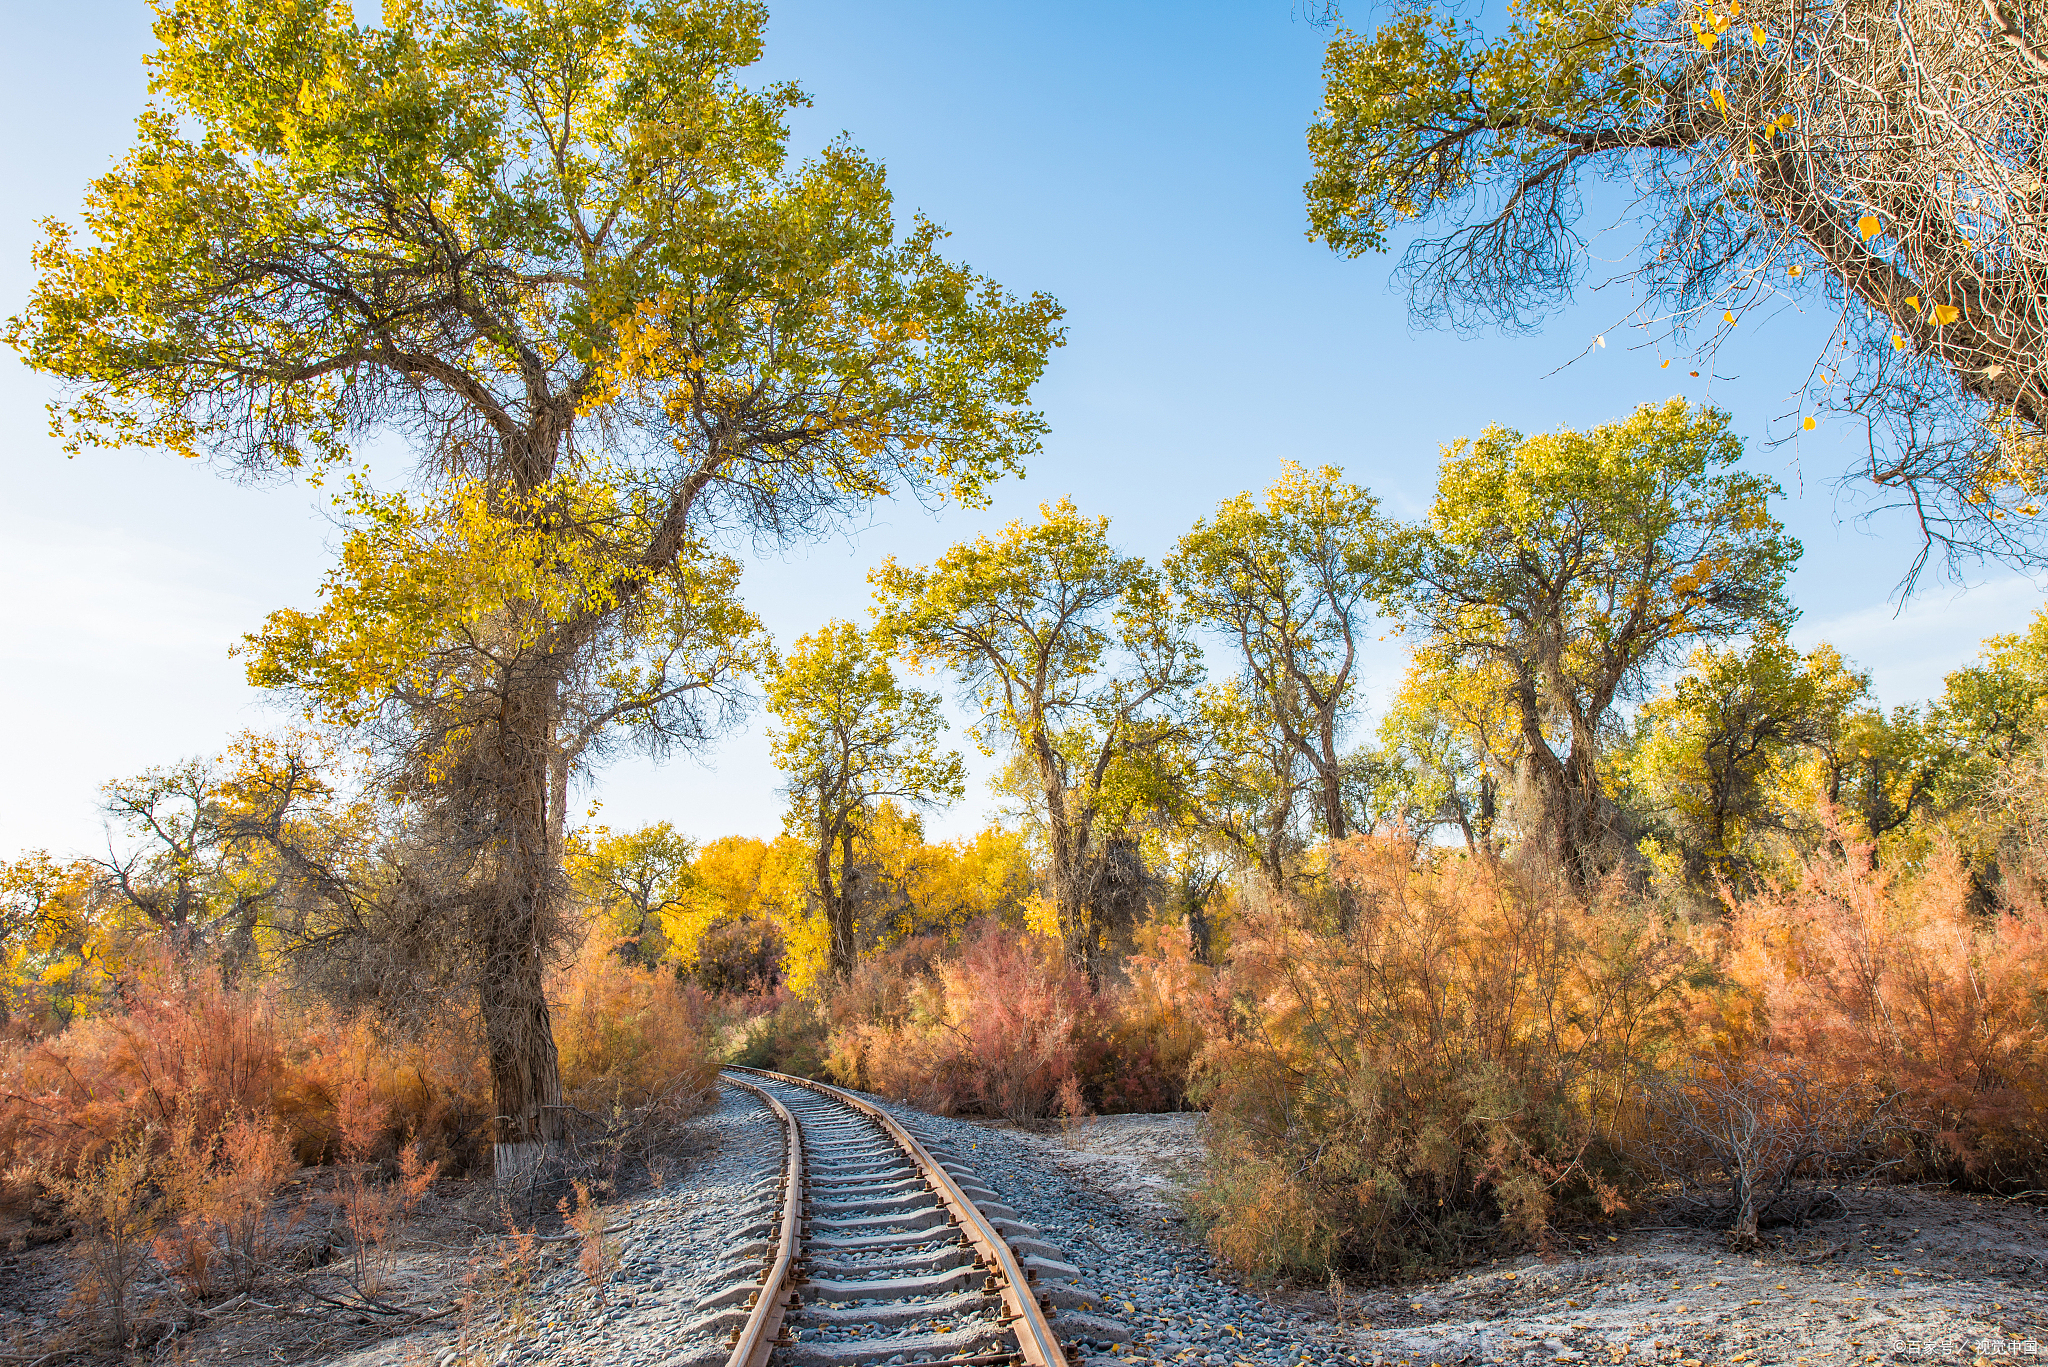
left=1792, top=575, right=2048, bottom=707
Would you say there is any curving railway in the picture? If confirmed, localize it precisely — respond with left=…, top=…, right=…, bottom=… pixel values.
left=688, top=1067, right=1124, bottom=1367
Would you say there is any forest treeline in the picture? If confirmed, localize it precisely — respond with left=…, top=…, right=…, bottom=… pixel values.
left=4, top=0, right=2048, bottom=1323
left=8, top=406, right=2048, bottom=1278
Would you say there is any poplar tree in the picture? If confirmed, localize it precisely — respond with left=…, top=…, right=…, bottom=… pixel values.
left=766, top=620, right=963, bottom=979
left=8, top=0, right=1060, bottom=1166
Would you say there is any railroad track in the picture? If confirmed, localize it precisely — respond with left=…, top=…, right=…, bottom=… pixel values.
left=688, top=1067, right=1124, bottom=1367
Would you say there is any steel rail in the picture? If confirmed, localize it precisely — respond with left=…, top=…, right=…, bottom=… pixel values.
left=721, top=1073, right=805, bottom=1367
left=723, top=1066, right=1071, bottom=1367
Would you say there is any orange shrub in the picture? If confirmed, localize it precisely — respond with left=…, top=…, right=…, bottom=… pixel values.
left=0, top=968, right=289, bottom=1178
left=820, top=921, right=1215, bottom=1118
left=726, top=988, right=831, bottom=1078
left=279, top=1002, right=493, bottom=1171
left=151, top=1110, right=299, bottom=1298
left=1191, top=837, right=1696, bottom=1276
left=552, top=935, right=719, bottom=1122
left=827, top=924, right=1093, bottom=1120
left=1084, top=922, right=1216, bottom=1113
left=1725, top=833, right=2048, bottom=1187
left=0, top=920, right=720, bottom=1188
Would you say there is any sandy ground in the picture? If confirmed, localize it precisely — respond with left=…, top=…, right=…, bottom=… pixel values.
left=994, top=1112, right=2048, bottom=1367
left=0, top=1138, right=716, bottom=1367
left=7, top=1111, right=2042, bottom=1366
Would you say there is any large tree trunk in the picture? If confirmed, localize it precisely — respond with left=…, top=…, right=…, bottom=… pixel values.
left=1557, top=737, right=1605, bottom=890
left=825, top=817, right=857, bottom=980
left=1313, top=715, right=1361, bottom=929
left=1033, top=734, right=1095, bottom=975
left=1507, top=672, right=1574, bottom=885
left=483, top=671, right=568, bottom=1181
left=1050, top=812, right=1090, bottom=974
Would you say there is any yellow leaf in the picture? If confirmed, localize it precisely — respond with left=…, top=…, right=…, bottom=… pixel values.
left=1802, top=415, right=1817, bottom=430
left=1723, top=310, right=1736, bottom=324
left=1892, top=334, right=1906, bottom=349
left=1787, top=263, right=1802, bottom=276
left=1932, top=303, right=1960, bottom=325
left=1711, top=88, right=1728, bottom=113
left=1661, top=359, right=1671, bottom=369
left=1695, top=24, right=1718, bottom=49
left=1751, top=23, right=1766, bottom=44
left=1905, top=295, right=1920, bottom=311
left=1858, top=214, right=1882, bottom=240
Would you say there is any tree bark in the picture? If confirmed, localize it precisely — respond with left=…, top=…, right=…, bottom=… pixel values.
left=825, top=816, right=857, bottom=980
left=482, top=670, right=567, bottom=1165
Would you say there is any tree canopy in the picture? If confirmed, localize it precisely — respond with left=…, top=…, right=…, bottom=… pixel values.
left=872, top=499, right=1199, bottom=975
left=1391, top=399, right=1800, bottom=884
left=1169, top=464, right=1390, bottom=853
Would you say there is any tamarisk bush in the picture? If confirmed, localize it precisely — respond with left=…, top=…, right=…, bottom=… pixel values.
left=1725, top=826, right=2048, bottom=1188
left=1193, top=836, right=1699, bottom=1276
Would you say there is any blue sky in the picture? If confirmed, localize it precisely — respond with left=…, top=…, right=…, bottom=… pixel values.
left=2, top=0, right=2040, bottom=859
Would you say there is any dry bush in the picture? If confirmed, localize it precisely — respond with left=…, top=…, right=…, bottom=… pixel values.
left=280, top=1007, right=491, bottom=1171
left=42, top=1132, right=161, bottom=1346
left=727, top=990, right=831, bottom=1078
left=321, top=1078, right=439, bottom=1296
left=0, top=968, right=486, bottom=1184
left=151, top=1109, right=298, bottom=1299
left=1726, top=830, right=2048, bottom=1188
left=1084, top=921, right=1217, bottom=1114
left=1641, top=1053, right=1896, bottom=1248
left=560, top=1179, right=617, bottom=1298
left=0, top=926, right=716, bottom=1193
left=817, top=921, right=1212, bottom=1118
left=1191, top=837, right=1699, bottom=1277
left=939, top=927, right=1092, bottom=1120
left=821, top=935, right=962, bottom=1108
left=693, top=916, right=785, bottom=996
left=1197, top=1154, right=1336, bottom=1278
left=0, top=968, right=288, bottom=1180
left=827, top=924, right=1095, bottom=1121
left=553, top=935, right=718, bottom=1127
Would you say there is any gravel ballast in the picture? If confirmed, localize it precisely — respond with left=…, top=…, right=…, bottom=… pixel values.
left=429, top=1087, right=2048, bottom=1367
left=485, top=1084, right=787, bottom=1367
